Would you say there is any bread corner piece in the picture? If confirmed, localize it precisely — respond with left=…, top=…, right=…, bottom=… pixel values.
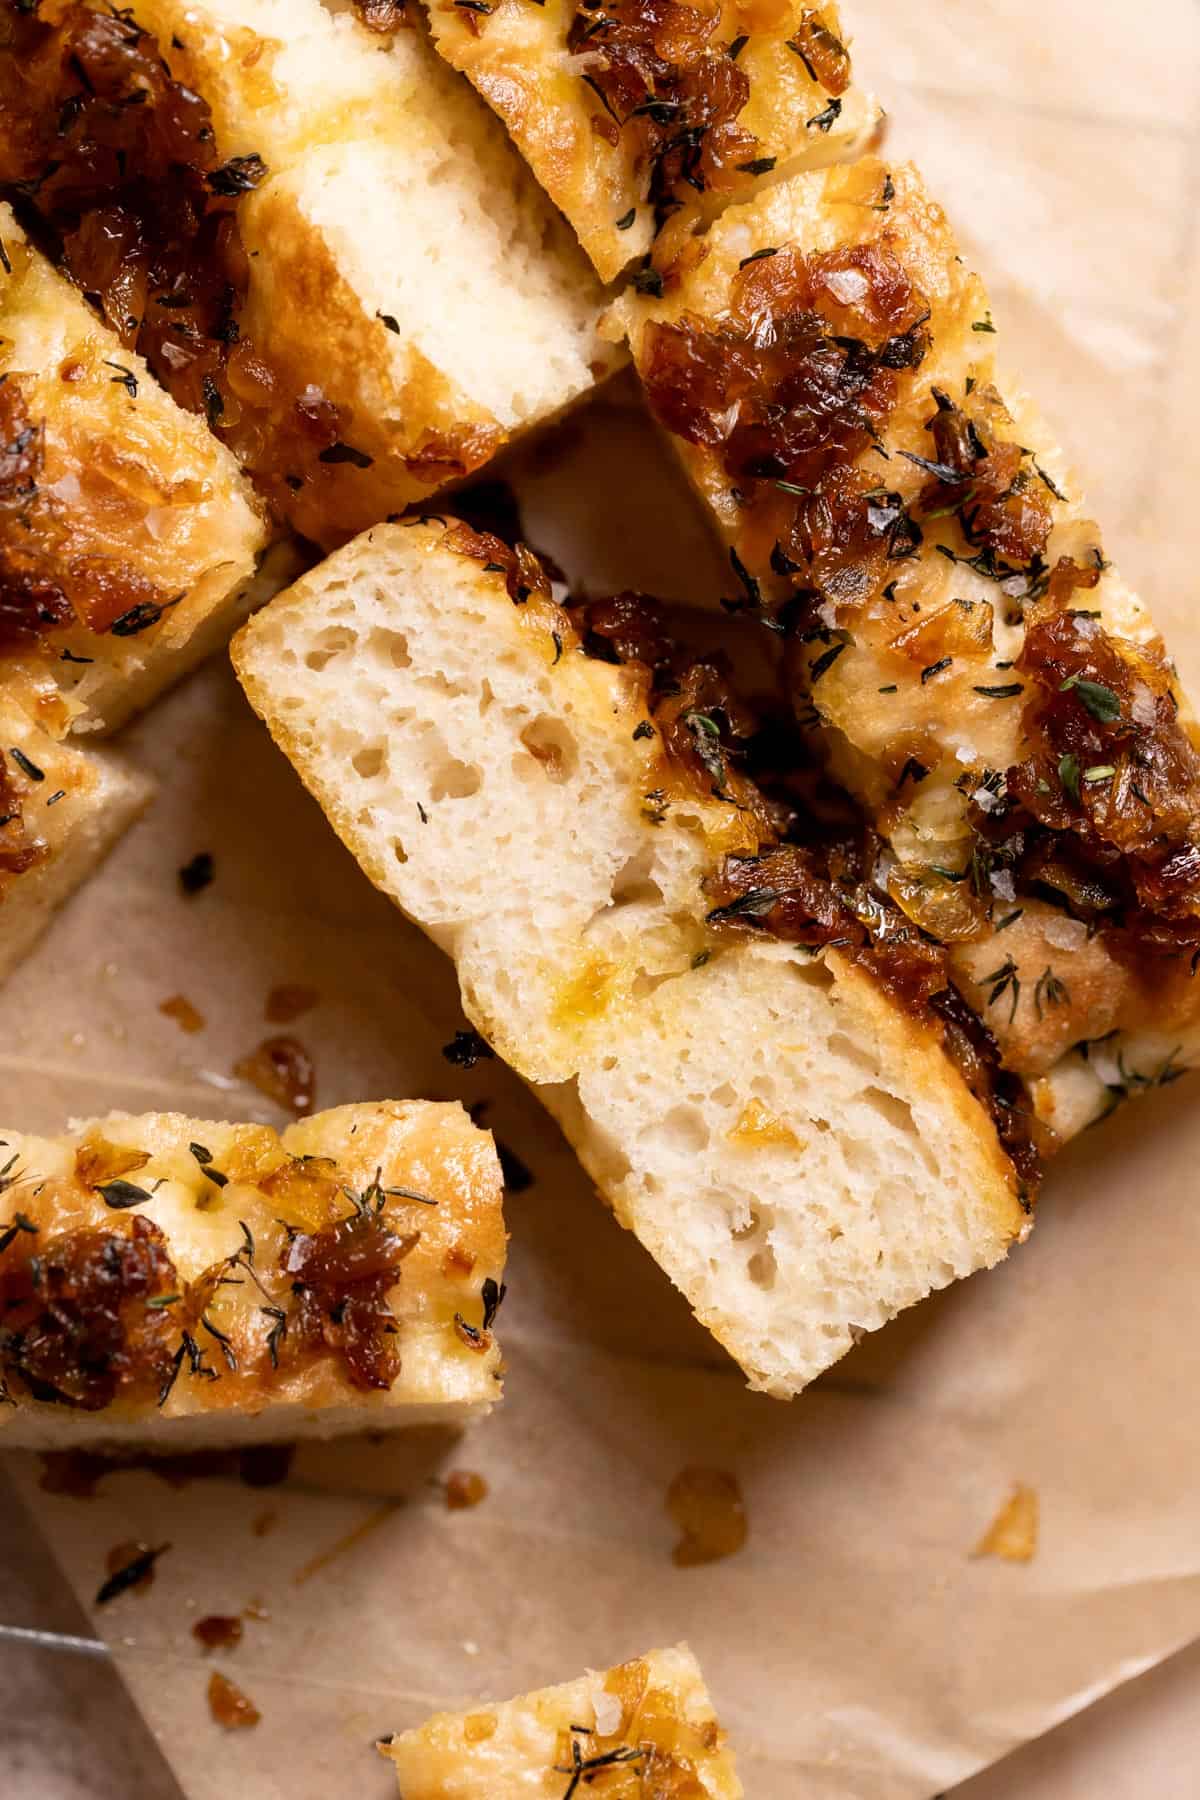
left=130, top=0, right=623, bottom=548
left=423, top=0, right=880, bottom=283
left=233, top=521, right=1026, bottom=1398
left=0, top=205, right=270, bottom=736
left=379, top=1643, right=743, bottom=1798
left=0, top=685, right=154, bottom=985
left=0, top=1101, right=506, bottom=1449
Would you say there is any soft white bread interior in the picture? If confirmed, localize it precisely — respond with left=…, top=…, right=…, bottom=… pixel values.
left=422, top=0, right=879, bottom=283
left=0, top=688, right=154, bottom=986
left=379, top=1642, right=743, bottom=1798
left=0, top=205, right=270, bottom=735
left=233, top=521, right=1027, bottom=1397
left=131, top=0, right=623, bottom=546
left=0, top=1101, right=506, bottom=1450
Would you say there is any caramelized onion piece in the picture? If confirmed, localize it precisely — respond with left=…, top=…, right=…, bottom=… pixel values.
left=281, top=1210, right=418, bottom=1390
left=0, top=1214, right=178, bottom=1409
left=566, top=0, right=760, bottom=217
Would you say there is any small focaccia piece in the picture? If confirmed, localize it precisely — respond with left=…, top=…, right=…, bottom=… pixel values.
left=0, top=1101, right=506, bottom=1449
left=0, top=206, right=269, bottom=735
left=615, top=158, right=1200, bottom=1145
left=422, top=0, right=879, bottom=282
left=233, top=521, right=1026, bottom=1398
left=104, top=0, right=624, bottom=547
left=0, top=685, right=153, bottom=984
left=379, top=1644, right=743, bottom=1798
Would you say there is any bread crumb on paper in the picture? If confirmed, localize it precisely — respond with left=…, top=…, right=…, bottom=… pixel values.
left=973, top=1482, right=1038, bottom=1562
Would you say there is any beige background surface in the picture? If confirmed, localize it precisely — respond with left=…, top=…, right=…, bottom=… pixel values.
left=4, top=0, right=1200, bottom=1794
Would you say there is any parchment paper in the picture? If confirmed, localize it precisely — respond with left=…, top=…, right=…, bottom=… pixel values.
left=4, top=1, right=1200, bottom=1794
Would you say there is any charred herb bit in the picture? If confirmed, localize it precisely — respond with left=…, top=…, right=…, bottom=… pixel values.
left=207, top=153, right=268, bottom=196
left=972, top=313, right=997, bottom=334
left=95, top=1541, right=170, bottom=1606
left=1033, top=966, right=1069, bottom=1020
left=920, top=655, right=953, bottom=684
left=481, top=1275, right=506, bottom=1332
left=615, top=207, right=636, bottom=230
left=376, top=310, right=401, bottom=333
left=97, top=1179, right=153, bottom=1210
left=727, top=32, right=749, bottom=59
left=0, top=1211, right=36, bottom=1255
left=632, top=719, right=655, bottom=740
left=738, top=245, right=778, bottom=270
left=109, top=592, right=182, bottom=637
left=441, top=1028, right=495, bottom=1070
left=453, top=1312, right=489, bottom=1353
left=104, top=360, right=138, bottom=398
left=260, top=1304, right=288, bottom=1368
left=738, top=155, right=777, bottom=175
left=806, top=96, right=843, bottom=132
left=873, top=172, right=896, bottom=212
left=178, top=851, right=214, bottom=895
left=8, top=747, right=44, bottom=783
left=809, top=638, right=848, bottom=683
left=556, top=1738, right=645, bottom=1797
left=982, top=956, right=1021, bottom=1024
left=632, top=264, right=664, bottom=298
left=973, top=683, right=1023, bottom=700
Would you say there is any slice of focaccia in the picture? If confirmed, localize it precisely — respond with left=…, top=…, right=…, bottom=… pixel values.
left=233, top=520, right=1026, bottom=1398
left=378, top=1643, right=743, bottom=1798
left=614, top=157, right=1200, bottom=1146
left=0, top=686, right=154, bottom=984
left=0, top=1101, right=506, bottom=1449
left=421, top=0, right=879, bottom=282
left=0, top=205, right=270, bottom=736
left=4, top=0, right=620, bottom=551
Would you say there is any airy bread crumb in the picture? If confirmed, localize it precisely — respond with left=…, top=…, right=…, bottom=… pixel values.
left=233, top=520, right=1027, bottom=1397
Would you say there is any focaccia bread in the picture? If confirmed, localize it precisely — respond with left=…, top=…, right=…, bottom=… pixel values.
left=0, top=1101, right=506, bottom=1448
left=422, top=0, right=879, bottom=281
left=233, top=520, right=1026, bottom=1398
left=378, top=1643, right=743, bottom=1798
left=614, top=158, right=1200, bottom=1145
left=5, top=0, right=621, bottom=550
left=0, top=687, right=154, bottom=983
left=0, top=206, right=269, bottom=735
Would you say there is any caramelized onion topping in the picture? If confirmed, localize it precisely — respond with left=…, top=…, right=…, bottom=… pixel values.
left=0, top=0, right=365, bottom=555
left=0, top=1214, right=178, bottom=1409
left=281, top=1210, right=419, bottom=1391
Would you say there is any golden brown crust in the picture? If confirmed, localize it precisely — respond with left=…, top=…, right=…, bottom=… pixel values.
left=0, top=209, right=268, bottom=729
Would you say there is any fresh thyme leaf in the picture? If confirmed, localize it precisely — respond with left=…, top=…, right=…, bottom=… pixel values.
left=1058, top=753, right=1081, bottom=803
left=1060, top=675, right=1121, bottom=723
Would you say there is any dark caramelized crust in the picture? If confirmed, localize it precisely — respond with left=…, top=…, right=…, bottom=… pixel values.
left=0, top=0, right=352, bottom=528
